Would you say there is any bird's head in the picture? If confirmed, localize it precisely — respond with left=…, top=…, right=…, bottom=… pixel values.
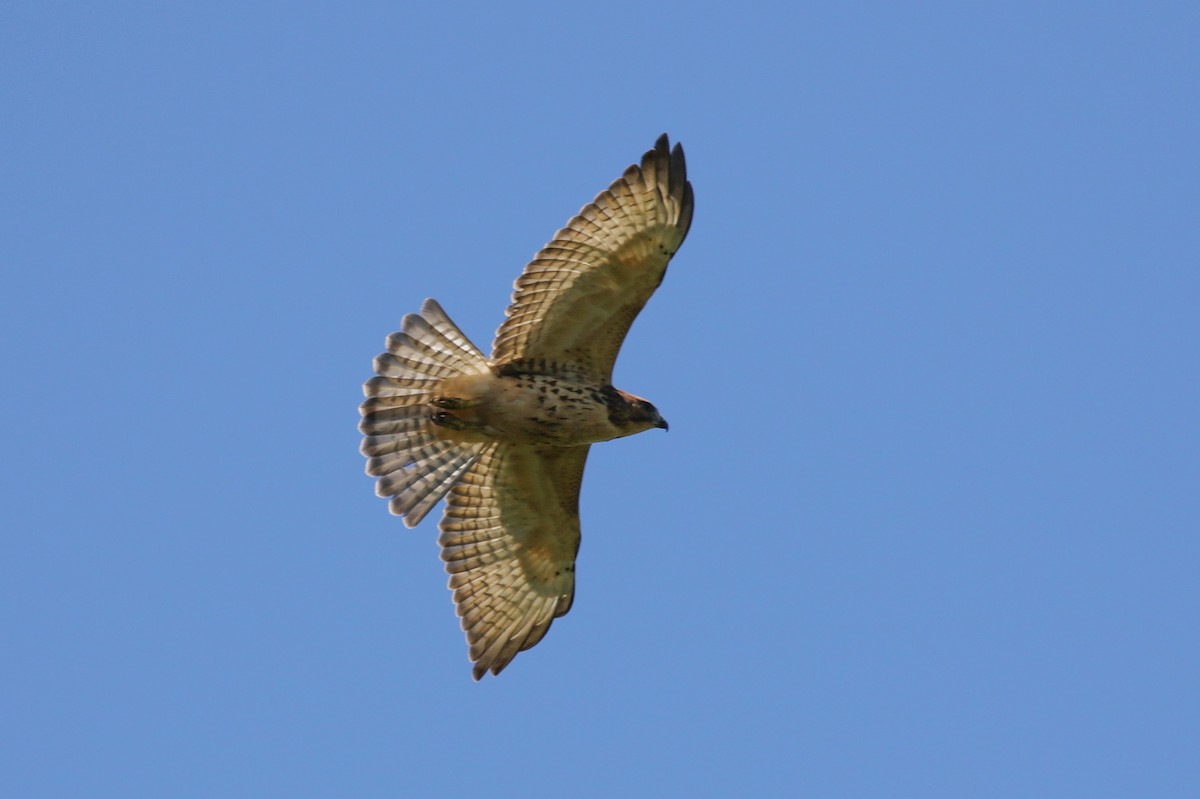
left=608, top=389, right=668, bottom=435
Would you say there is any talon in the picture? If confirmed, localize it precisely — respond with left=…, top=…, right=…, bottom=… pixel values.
left=433, top=396, right=473, bottom=409
left=431, top=410, right=468, bottom=430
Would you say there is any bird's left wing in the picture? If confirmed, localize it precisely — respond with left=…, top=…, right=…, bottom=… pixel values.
left=439, top=443, right=588, bottom=679
left=490, top=134, right=693, bottom=382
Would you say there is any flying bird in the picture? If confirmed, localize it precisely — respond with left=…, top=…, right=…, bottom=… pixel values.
left=360, top=134, right=694, bottom=679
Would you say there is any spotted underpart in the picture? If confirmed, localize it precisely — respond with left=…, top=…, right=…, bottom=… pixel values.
left=428, top=369, right=665, bottom=447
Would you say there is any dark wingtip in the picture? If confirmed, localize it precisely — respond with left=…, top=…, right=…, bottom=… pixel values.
left=670, top=139, right=686, bottom=183
left=678, top=180, right=695, bottom=239
left=646, top=134, right=692, bottom=239
left=643, top=132, right=691, bottom=206
left=645, top=133, right=675, bottom=170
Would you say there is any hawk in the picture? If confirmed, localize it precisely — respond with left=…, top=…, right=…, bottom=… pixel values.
left=360, top=134, right=694, bottom=679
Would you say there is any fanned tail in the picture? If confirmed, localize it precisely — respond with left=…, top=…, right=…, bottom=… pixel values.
left=360, top=298, right=491, bottom=527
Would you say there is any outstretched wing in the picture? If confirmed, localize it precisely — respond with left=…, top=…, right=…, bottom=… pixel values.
left=491, top=134, right=694, bottom=382
left=438, top=443, right=588, bottom=679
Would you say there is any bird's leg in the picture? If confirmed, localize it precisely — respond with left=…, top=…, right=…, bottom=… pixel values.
left=430, top=410, right=469, bottom=430
left=431, top=396, right=476, bottom=409
left=429, top=395, right=481, bottom=431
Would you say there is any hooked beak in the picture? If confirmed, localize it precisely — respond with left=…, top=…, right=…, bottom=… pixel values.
left=656, top=418, right=669, bottom=432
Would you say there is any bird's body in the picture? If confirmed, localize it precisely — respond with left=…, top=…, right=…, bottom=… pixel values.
left=360, top=135, right=693, bottom=679
left=428, top=369, right=666, bottom=447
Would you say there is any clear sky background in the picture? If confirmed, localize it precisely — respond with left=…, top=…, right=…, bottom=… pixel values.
left=3, top=2, right=1198, bottom=797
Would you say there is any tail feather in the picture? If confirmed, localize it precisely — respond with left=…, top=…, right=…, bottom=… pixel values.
left=362, top=375, right=435, bottom=398
left=384, top=441, right=485, bottom=526
left=416, top=298, right=487, bottom=361
left=357, top=404, right=428, bottom=435
left=359, top=417, right=426, bottom=456
left=360, top=298, right=491, bottom=527
left=373, top=351, right=458, bottom=382
left=380, top=334, right=466, bottom=376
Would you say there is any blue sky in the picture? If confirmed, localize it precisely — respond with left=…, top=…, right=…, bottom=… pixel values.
left=3, top=2, right=1198, bottom=796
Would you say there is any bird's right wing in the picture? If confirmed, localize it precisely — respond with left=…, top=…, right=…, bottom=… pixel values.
left=438, top=443, right=589, bottom=679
